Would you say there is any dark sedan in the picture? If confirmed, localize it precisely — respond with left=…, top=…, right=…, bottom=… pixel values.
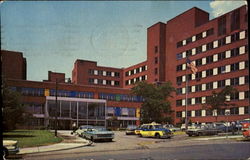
left=186, top=124, right=221, bottom=136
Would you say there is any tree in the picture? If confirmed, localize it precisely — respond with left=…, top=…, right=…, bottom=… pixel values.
left=202, top=86, right=237, bottom=122
left=131, top=81, right=175, bottom=124
left=2, top=84, right=31, bottom=131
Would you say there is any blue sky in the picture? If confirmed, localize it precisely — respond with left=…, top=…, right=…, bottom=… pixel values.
left=1, top=1, right=246, bottom=81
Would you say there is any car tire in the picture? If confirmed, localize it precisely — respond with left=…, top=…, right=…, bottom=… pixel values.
left=155, top=133, right=161, bottom=139
left=198, top=132, right=202, bottom=136
left=3, top=147, right=8, bottom=160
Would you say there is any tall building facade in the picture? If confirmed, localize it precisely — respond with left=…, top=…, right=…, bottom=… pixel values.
left=2, top=5, right=249, bottom=128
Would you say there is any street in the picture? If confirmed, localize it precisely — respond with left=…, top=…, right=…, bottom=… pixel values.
left=22, top=131, right=250, bottom=160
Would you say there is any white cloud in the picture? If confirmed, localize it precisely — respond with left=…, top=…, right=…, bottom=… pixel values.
left=210, top=0, right=247, bottom=18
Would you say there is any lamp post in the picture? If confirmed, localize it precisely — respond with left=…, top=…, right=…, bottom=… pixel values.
left=54, top=77, right=71, bottom=137
left=225, top=110, right=230, bottom=139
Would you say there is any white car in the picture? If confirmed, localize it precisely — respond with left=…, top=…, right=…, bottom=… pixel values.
left=3, top=140, right=19, bottom=159
left=75, top=125, right=93, bottom=136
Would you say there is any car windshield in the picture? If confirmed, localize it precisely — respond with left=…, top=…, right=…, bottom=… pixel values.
left=80, top=125, right=93, bottom=130
left=92, top=126, right=108, bottom=131
left=154, top=125, right=163, bottom=129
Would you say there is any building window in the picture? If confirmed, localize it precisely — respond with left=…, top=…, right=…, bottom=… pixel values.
left=231, top=48, right=239, bottom=57
left=218, top=52, right=226, bottom=61
left=206, top=82, right=213, bottom=90
left=176, top=100, right=182, bottom=106
left=125, top=80, right=129, bottom=85
left=177, top=53, right=182, bottom=60
left=187, top=111, right=191, bottom=117
left=206, top=42, right=213, bottom=51
left=207, top=28, right=214, bottom=36
left=177, top=76, right=182, bottom=84
left=114, top=81, right=120, bottom=86
left=244, top=106, right=250, bottom=114
left=230, top=77, right=239, bottom=86
left=115, top=72, right=120, bottom=77
left=106, top=71, right=112, bottom=76
left=245, top=91, right=249, bottom=99
left=230, top=92, right=239, bottom=101
left=88, top=69, right=94, bottom=75
left=176, top=65, right=182, bottom=71
left=196, top=59, right=202, bottom=66
left=218, top=37, right=226, bottom=47
left=195, top=72, right=202, bottom=80
left=154, top=68, right=158, bottom=75
left=218, top=66, right=226, bottom=74
left=155, top=57, right=158, bottom=64
left=230, top=107, right=239, bottom=115
left=196, top=33, right=202, bottom=40
left=230, top=63, right=239, bottom=71
left=142, top=66, right=146, bottom=71
left=177, top=41, right=183, bottom=48
left=218, top=109, right=225, bottom=115
left=206, top=69, right=213, bottom=77
left=196, top=46, right=202, bottom=54
left=195, top=84, right=202, bottom=92
left=155, top=46, right=158, bottom=53
left=186, top=37, right=192, bottom=45
left=206, top=110, right=212, bottom=116
left=195, top=97, right=202, bottom=104
left=176, top=111, right=182, bottom=118
left=186, top=50, right=192, bottom=57
left=231, top=9, right=240, bottom=32
left=206, top=55, right=213, bottom=64
left=125, top=71, right=129, bottom=77
left=176, top=88, right=182, bottom=95
left=218, top=80, right=226, bottom=88
left=89, top=78, right=94, bottom=84
left=218, top=15, right=227, bottom=36
left=231, top=32, right=240, bottom=42
left=195, top=110, right=201, bottom=117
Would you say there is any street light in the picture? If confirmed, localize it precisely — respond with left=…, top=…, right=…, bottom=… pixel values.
left=54, top=77, right=71, bottom=137
left=225, top=110, right=230, bottom=139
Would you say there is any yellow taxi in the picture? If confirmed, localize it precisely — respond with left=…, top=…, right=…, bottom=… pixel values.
left=136, top=122, right=173, bottom=139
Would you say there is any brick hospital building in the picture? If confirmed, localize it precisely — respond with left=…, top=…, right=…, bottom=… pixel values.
left=1, top=5, right=249, bottom=129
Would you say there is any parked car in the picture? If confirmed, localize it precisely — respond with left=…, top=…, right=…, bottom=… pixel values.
left=3, top=140, right=19, bottom=159
left=186, top=124, right=221, bottom=136
left=139, top=122, right=173, bottom=139
left=213, top=123, right=234, bottom=133
left=75, top=125, right=93, bottom=136
left=125, top=125, right=137, bottom=135
left=163, top=124, right=180, bottom=132
left=242, top=122, right=250, bottom=138
left=81, top=126, right=114, bottom=142
left=134, top=125, right=143, bottom=135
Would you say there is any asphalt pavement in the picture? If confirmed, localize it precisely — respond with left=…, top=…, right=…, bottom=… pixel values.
left=18, top=130, right=245, bottom=155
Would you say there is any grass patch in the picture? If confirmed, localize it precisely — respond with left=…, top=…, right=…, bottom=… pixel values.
left=3, top=130, right=63, bottom=148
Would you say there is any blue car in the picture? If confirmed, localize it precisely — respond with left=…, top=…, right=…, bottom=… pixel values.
left=82, top=126, right=114, bottom=142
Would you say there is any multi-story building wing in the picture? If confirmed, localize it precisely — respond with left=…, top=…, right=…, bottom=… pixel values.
left=1, top=5, right=248, bottom=129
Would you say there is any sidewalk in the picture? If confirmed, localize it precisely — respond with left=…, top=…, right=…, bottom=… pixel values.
left=194, top=134, right=243, bottom=141
left=18, top=130, right=91, bottom=154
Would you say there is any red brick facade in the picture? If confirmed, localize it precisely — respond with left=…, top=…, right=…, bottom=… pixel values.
left=2, top=5, right=249, bottom=128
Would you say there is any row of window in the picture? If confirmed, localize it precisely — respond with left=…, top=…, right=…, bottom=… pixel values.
left=107, top=107, right=136, bottom=117
left=176, top=60, right=248, bottom=84
left=176, top=45, right=248, bottom=71
left=99, top=93, right=144, bottom=102
left=176, top=106, right=250, bottom=118
left=88, top=69, right=120, bottom=78
left=88, top=78, right=120, bottom=86
left=49, top=90, right=94, bottom=98
left=25, top=103, right=44, bottom=114
left=125, top=75, right=148, bottom=86
left=176, top=30, right=247, bottom=60
left=177, top=75, right=249, bottom=95
left=176, top=28, right=214, bottom=48
left=125, top=65, right=147, bottom=77
left=176, top=91, right=249, bottom=107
